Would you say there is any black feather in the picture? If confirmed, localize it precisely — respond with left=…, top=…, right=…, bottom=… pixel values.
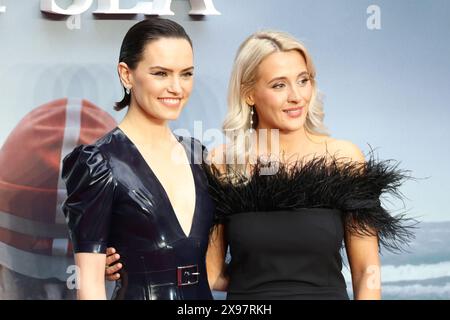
left=203, top=152, right=417, bottom=253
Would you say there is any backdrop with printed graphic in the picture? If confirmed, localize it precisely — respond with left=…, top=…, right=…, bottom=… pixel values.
left=0, top=0, right=449, bottom=299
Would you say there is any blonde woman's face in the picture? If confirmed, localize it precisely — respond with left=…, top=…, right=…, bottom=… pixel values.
left=249, top=50, right=312, bottom=133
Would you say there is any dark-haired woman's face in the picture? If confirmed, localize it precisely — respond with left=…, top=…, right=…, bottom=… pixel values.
left=129, top=38, right=194, bottom=122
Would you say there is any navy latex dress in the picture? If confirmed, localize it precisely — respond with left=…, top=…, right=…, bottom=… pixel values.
left=62, top=127, right=214, bottom=300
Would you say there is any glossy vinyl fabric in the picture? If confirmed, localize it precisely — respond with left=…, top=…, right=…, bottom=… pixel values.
left=62, top=127, right=214, bottom=300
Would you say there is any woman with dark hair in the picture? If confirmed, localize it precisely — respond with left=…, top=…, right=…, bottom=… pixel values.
left=62, top=18, right=214, bottom=300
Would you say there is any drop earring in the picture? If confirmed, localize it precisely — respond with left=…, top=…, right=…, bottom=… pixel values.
left=125, top=87, right=131, bottom=95
left=249, top=105, right=255, bottom=133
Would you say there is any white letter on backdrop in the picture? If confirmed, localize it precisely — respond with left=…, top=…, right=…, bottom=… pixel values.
left=0, top=0, right=6, bottom=13
left=94, top=0, right=154, bottom=15
left=40, top=0, right=93, bottom=15
left=189, top=0, right=221, bottom=15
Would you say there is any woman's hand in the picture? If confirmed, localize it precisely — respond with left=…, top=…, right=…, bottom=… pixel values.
left=105, top=247, right=123, bottom=281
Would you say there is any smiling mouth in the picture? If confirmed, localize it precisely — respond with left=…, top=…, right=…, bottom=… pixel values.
left=282, top=107, right=303, bottom=117
left=158, top=98, right=182, bottom=107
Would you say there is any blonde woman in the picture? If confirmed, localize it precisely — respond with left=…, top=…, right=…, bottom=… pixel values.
left=203, top=30, right=414, bottom=300
left=107, top=30, right=414, bottom=300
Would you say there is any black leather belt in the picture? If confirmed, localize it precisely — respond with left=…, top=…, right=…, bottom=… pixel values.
left=123, top=264, right=200, bottom=287
left=115, top=250, right=202, bottom=287
left=120, top=264, right=200, bottom=287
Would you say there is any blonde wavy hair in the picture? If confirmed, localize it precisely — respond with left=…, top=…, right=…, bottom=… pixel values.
left=221, top=30, right=328, bottom=177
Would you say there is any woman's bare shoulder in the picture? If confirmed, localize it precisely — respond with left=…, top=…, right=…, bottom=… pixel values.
left=324, top=138, right=365, bottom=163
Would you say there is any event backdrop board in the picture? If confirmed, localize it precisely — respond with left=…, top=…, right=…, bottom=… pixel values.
left=0, top=0, right=450, bottom=300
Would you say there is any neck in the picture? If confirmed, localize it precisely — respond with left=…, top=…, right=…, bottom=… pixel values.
left=119, top=103, right=173, bottom=146
left=255, top=126, right=311, bottom=161
left=279, top=127, right=310, bottom=156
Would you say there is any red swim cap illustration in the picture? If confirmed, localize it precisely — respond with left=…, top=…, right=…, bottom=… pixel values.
left=0, top=98, right=116, bottom=298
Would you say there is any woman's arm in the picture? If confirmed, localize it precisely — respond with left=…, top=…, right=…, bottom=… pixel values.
left=75, top=253, right=108, bottom=300
left=345, top=231, right=381, bottom=300
left=206, top=224, right=229, bottom=291
left=332, top=139, right=381, bottom=300
left=205, top=144, right=230, bottom=291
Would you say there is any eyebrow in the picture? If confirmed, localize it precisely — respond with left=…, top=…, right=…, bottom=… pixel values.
left=268, top=71, right=309, bottom=83
left=149, top=66, right=194, bottom=72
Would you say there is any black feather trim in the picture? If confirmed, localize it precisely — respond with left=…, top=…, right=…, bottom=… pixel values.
left=203, top=153, right=417, bottom=253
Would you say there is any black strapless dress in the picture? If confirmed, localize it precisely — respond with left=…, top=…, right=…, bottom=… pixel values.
left=62, top=127, right=214, bottom=300
left=204, top=156, right=415, bottom=300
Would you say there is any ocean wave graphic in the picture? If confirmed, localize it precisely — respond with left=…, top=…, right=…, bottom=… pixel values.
left=382, top=283, right=450, bottom=299
left=342, top=261, right=450, bottom=282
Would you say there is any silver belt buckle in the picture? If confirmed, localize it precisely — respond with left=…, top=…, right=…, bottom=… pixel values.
left=177, top=264, right=199, bottom=286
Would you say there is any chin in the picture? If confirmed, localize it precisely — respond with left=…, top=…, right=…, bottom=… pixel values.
left=279, top=127, right=302, bottom=134
left=161, top=113, right=181, bottom=121
left=167, top=115, right=181, bottom=121
left=159, top=108, right=184, bottom=120
left=279, top=121, right=305, bottom=133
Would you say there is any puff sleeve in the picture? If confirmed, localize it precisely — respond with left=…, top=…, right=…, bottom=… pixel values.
left=61, top=144, right=115, bottom=254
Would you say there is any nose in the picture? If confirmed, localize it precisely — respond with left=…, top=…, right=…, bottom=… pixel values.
left=287, top=86, right=302, bottom=104
left=167, top=76, right=182, bottom=95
